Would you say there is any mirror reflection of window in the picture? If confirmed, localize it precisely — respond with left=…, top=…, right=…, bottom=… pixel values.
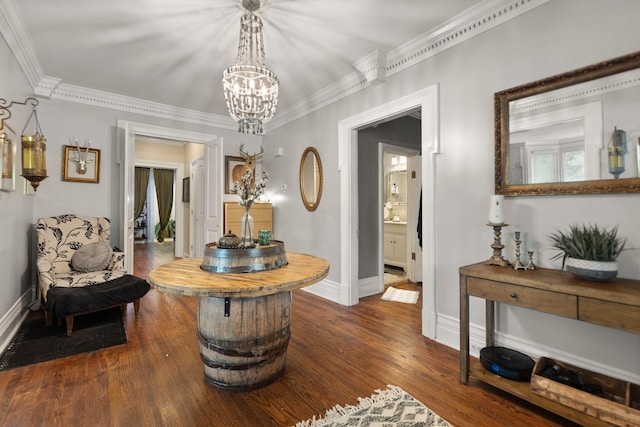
left=526, top=143, right=584, bottom=184
left=530, top=151, right=556, bottom=183
left=562, top=149, right=585, bottom=182
left=512, top=116, right=590, bottom=184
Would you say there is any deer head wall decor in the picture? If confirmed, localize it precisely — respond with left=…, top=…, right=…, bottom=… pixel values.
left=232, top=142, right=264, bottom=186
left=70, top=137, right=93, bottom=175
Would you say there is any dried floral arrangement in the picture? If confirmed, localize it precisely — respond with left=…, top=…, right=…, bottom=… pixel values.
left=232, top=169, right=269, bottom=210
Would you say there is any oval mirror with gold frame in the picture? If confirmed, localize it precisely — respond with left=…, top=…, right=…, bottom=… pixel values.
left=495, top=51, right=640, bottom=196
left=299, top=147, right=323, bottom=211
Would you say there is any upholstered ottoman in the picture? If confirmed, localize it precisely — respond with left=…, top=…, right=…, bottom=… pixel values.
left=45, top=274, right=150, bottom=336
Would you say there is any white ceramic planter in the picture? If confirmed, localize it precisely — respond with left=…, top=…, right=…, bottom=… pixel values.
left=565, top=257, right=618, bottom=282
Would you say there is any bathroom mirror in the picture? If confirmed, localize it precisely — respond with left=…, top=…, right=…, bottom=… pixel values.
left=386, top=170, right=407, bottom=204
left=0, top=124, right=17, bottom=191
left=299, top=146, right=323, bottom=211
left=495, top=50, right=640, bottom=196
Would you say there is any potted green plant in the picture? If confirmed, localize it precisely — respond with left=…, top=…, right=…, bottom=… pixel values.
left=549, top=223, right=626, bottom=282
left=155, top=220, right=175, bottom=242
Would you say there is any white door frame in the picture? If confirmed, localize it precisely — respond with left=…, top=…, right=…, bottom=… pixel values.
left=406, top=154, right=423, bottom=284
left=117, top=120, right=220, bottom=274
left=190, top=156, right=205, bottom=257
left=338, top=84, right=439, bottom=339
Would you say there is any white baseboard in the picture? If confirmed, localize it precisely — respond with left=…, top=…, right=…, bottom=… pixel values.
left=358, top=276, right=382, bottom=298
left=0, top=291, right=31, bottom=356
left=302, top=279, right=341, bottom=303
left=435, top=313, right=640, bottom=385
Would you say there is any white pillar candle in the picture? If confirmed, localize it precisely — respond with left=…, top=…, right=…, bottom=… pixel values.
left=489, top=195, right=504, bottom=224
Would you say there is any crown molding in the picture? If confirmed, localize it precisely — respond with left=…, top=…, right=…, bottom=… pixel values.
left=0, top=0, right=43, bottom=87
left=353, top=50, right=387, bottom=85
left=385, top=0, right=549, bottom=76
left=268, top=70, right=368, bottom=130
left=1, top=0, right=549, bottom=131
left=49, top=82, right=238, bottom=129
left=270, top=0, right=549, bottom=130
left=33, top=76, right=61, bottom=98
left=510, top=67, right=640, bottom=114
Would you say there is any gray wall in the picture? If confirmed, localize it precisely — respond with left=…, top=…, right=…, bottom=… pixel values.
left=0, top=38, right=36, bottom=332
left=263, top=0, right=640, bottom=378
left=1, top=0, right=639, bottom=381
left=0, top=38, right=260, bottom=347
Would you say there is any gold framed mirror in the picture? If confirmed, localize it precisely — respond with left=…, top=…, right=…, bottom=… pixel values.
left=299, top=146, right=323, bottom=211
left=495, top=51, right=640, bottom=196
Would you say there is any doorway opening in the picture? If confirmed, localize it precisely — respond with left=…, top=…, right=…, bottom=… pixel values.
left=380, top=145, right=420, bottom=288
left=354, top=125, right=420, bottom=299
left=133, top=137, right=188, bottom=266
left=117, top=120, right=222, bottom=275
left=338, top=84, right=439, bottom=339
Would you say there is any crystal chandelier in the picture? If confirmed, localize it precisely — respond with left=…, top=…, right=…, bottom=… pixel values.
left=222, top=0, right=279, bottom=135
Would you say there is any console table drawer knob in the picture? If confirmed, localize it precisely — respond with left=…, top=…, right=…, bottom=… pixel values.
left=510, top=293, right=517, bottom=298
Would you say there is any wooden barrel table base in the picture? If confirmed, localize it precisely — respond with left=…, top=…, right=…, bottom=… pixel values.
left=198, top=292, right=291, bottom=391
left=148, top=253, right=329, bottom=392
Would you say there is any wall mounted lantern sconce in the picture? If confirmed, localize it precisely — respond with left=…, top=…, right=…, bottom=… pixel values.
left=0, top=97, right=47, bottom=191
left=608, top=127, right=626, bottom=179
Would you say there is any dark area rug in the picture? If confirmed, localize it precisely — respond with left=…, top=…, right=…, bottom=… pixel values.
left=0, top=307, right=127, bottom=372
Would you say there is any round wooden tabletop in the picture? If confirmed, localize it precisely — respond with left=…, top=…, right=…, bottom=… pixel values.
left=149, top=252, right=330, bottom=298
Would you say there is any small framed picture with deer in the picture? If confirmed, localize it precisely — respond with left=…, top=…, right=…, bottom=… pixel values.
left=62, top=142, right=100, bottom=183
left=225, top=155, right=247, bottom=194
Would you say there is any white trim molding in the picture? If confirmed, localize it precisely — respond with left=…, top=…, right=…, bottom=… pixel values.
left=0, top=290, right=31, bottom=357
left=338, top=84, right=439, bottom=341
left=302, top=279, right=341, bottom=303
left=436, top=313, right=640, bottom=385
left=270, top=0, right=549, bottom=129
left=0, top=0, right=548, bottom=130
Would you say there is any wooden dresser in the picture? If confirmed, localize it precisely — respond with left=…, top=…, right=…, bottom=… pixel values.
left=223, top=202, right=272, bottom=240
left=459, top=262, right=640, bottom=426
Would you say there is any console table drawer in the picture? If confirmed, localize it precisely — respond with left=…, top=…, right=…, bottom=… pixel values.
left=579, top=297, right=640, bottom=334
left=467, top=277, right=577, bottom=318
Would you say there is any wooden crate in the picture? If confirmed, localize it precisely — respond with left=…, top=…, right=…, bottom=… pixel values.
left=531, top=357, right=640, bottom=426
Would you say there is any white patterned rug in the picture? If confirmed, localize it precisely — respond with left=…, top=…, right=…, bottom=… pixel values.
left=293, top=385, right=451, bottom=427
left=381, top=287, right=420, bottom=304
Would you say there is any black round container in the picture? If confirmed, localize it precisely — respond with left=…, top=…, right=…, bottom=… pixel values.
left=479, top=346, right=535, bottom=381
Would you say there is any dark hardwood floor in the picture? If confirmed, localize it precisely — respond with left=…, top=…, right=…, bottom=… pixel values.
left=0, top=243, right=577, bottom=426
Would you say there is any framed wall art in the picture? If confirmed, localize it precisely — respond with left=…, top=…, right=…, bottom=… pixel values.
left=225, top=155, right=245, bottom=194
left=62, top=145, right=100, bottom=183
left=182, top=177, right=190, bottom=202
left=0, top=125, right=16, bottom=191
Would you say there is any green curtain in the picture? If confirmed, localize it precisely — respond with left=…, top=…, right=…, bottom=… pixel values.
left=154, top=168, right=175, bottom=242
left=134, top=167, right=150, bottom=220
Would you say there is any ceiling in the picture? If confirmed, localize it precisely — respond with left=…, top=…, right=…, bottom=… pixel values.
left=8, top=0, right=488, bottom=127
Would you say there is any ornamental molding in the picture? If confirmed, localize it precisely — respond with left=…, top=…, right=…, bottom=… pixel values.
left=270, top=0, right=550, bottom=130
left=1, top=0, right=548, bottom=131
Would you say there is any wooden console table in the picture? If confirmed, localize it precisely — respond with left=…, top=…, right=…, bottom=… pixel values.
left=149, top=253, right=329, bottom=391
left=459, top=262, right=640, bottom=426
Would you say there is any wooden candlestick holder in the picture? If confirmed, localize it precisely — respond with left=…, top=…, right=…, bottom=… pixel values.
left=512, top=231, right=526, bottom=270
left=485, top=223, right=511, bottom=267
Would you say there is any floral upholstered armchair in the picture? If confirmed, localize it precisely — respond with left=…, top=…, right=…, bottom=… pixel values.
left=35, top=214, right=149, bottom=335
